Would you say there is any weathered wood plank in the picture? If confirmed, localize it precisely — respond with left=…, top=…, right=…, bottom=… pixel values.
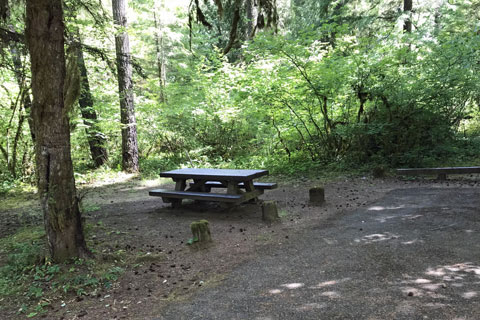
left=397, top=166, right=480, bottom=175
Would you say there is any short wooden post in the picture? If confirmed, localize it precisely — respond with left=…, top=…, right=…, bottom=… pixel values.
left=190, top=220, right=212, bottom=243
left=262, top=201, right=279, bottom=223
left=309, top=187, right=325, bottom=205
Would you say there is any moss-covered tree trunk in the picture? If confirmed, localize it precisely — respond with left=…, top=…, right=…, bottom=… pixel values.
left=112, top=0, right=139, bottom=172
left=25, top=0, right=90, bottom=262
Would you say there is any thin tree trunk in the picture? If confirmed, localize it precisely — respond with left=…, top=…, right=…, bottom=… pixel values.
left=403, top=0, right=412, bottom=33
left=112, top=0, right=139, bottom=172
left=153, top=0, right=167, bottom=103
left=8, top=102, right=25, bottom=178
left=77, top=40, right=108, bottom=167
left=8, top=24, right=35, bottom=142
left=223, top=0, right=242, bottom=55
left=25, top=0, right=90, bottom=262
left=246, top=0, right=257, bottom=39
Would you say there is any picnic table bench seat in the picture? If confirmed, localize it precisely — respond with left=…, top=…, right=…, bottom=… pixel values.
left=149, top=189, right=244, bottom=203
left=189, top=181, right=277, bottom=190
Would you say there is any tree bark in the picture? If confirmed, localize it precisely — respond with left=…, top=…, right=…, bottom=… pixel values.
left=223, top=0, right=242, bottom=55
left=112, top=0, right=139, bottom=172
left=77, top=41, right=109, bottom=167
left=25, top=0, right=90, bottom=262
left=153, top=0, right=167, bottom=103
left=403, top=0, right=412, bottom=33
left=246, top=0, right=257, bottom=39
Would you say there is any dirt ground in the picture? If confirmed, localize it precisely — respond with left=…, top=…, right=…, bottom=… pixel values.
left=1, top=173, right=479, bottom=319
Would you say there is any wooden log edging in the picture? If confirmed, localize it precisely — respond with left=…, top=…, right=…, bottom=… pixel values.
left=396, top=166, right=480, bottom=180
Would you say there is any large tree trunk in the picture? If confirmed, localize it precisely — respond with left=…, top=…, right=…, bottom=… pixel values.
left=77, top=41, right=109, bottom=167
left=112, top=0, right=139, bottom=172
left=25, top=0, right=90, bottom=262
left=403, top=0, right=413, bottom=33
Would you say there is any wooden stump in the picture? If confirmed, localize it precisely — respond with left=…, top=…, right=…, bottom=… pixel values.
left=190, top=220, right=212, bottom=243
left=262, top=201, right=279, bottom=223
left=309, top=187, right=325, bottom=205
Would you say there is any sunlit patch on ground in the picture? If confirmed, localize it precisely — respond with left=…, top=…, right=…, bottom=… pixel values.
left=401, top=214, right=423, bottom=220
left=268, top=289, right=283, bottom=295
left=281, top=283, right=304, bottom=289
left=354, top=232, right=400, bottom=243
left=368, top=205, right=406, bottom=211
left=308, top=278, right=351, bottom=289
left=295, top=302, right=326, bottom=311
left=374, top=215, right=398, bottom=223
left=401, top=239, right=424, bottom=245
left=462, top=291, right=478, bottom=299
left=399, top=263, right=480, bottom=303
left=320, top=291, right=341, bottom=298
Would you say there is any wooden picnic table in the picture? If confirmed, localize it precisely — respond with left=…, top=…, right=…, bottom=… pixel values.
left=149, top=168, right=277, bottom=208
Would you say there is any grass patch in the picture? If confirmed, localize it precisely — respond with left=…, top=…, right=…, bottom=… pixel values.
left=0, top=225, right=125, bottom=318
left=278, top=209, right=290, bottom=218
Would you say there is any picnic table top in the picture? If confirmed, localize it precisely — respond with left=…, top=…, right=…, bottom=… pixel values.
left=160, top=168, right=269, bottom=181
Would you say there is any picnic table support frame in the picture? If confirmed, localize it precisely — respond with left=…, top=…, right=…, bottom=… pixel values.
left=171, top=178, right=187, bottom=208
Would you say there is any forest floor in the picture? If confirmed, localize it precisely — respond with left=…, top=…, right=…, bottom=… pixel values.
left=1, top=173, right=479, bottom=319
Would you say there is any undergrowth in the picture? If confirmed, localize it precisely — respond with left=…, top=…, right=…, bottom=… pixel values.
left=0, top=225, right=124, bottom=318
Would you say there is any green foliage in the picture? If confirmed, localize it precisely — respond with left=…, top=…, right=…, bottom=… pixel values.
left=0, top=226, right=124, bottom=316
left=1, top=0, right=480, bottom=185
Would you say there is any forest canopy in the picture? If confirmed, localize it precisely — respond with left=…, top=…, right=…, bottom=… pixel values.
left=1, top=0, right=480, bottom=189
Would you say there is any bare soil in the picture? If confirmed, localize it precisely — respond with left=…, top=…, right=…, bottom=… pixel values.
left=1, top=174, right=479, bottom=319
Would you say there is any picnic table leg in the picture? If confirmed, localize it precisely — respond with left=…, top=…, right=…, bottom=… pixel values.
left=244, top=180, right=258, bottom=203
left=220, top=181, right=241, bottom=209
left=190, top=179, right=209, bottom=192
left=171, top=178, right=187, bottom=208
left=226, top=181, right=241, bottom=195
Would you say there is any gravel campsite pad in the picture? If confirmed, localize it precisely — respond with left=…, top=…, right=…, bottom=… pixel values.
left=1, top=176, right=479, bottom=319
